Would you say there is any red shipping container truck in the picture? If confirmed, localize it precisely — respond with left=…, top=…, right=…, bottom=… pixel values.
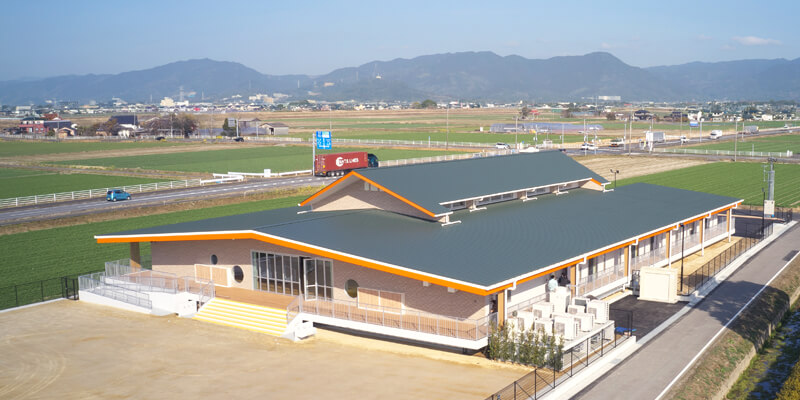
left=314, top=152, right=379, bottom=176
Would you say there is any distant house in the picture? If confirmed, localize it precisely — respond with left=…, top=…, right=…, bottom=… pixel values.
left=238, top=118, right=261, bottom=129
left=633, top=110, right=652, bottom=121
left=44, top=120, right=72, bottom=131
left=56, top=127, right=75, bottom=138
left=260, top=122, right=289, bottom=135
left=111, top=115, right=139, bottom=127
left=19, top=117, right=45, bottom=133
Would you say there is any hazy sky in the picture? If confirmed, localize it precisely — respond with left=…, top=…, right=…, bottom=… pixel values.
left=3, top=0, right=797, bottom=80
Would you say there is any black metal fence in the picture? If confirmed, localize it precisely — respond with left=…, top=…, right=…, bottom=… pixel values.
left=679, top=223, right=773, bottom=296
left=0, top=271, right=97, bottom=311
left=734, top=205, right=794, bottom=224
left=486, top=308, right=634, bottom=400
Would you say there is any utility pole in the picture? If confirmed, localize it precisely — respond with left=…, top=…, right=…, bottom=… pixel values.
left=446, top=105, right=449, bottom=150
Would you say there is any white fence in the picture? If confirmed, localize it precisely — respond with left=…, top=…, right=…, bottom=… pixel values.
left=0, top=178, right=204, bottom=208
left=380, top=149, right=517, bottom=167
left=653, top=148, right=793, bottom=158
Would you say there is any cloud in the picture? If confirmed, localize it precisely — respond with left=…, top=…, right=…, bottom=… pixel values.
left=721, top=44, right=735, bottom=50
left=732, top=36, right=781, bottom=46
left=601, top=42, right=613, bottom=49
left=697, top=34, right=713, bottom=41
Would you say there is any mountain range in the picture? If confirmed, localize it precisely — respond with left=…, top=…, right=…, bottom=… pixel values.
left=1, top=52, right=799, bottom=104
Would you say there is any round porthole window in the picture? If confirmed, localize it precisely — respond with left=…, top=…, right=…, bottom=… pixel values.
left=345, top=279, right=359, bottom=298
left=210, top=254, right=218, bottom=265
left=233, top=265, right=244, bottom=283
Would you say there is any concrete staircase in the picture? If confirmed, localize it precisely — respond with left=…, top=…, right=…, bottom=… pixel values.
left=193, top=298, right=288, bottom=336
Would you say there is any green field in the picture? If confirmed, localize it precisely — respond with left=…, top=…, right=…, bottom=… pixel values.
left=0, top=194, right=308, bottom=294
left=617, top=162, right=800, bottom=207
left=686, top=134, right=800, bottom=154
left=0, top=168, right=163, bottom=198
left=0, top=140, right=187, bottom=157
left=52, top=146, right=466, bottom=173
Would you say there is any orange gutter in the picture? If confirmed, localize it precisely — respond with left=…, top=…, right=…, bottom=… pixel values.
left=97, top=231, right=489, bottom=295
left=299, top=172, right=356, bottom=206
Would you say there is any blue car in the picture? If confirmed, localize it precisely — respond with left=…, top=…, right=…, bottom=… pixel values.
left=106, top=189, right=132, bottom=202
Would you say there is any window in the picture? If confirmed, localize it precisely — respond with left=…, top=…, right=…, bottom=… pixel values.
left=445, top=201, right=466, bottom=211
left=345, top=279, right=359, bottom=298
left=233, top=265, right=244, bottom=283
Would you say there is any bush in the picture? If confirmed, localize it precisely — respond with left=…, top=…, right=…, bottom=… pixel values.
left=776, top=357, right=800, bottom=400
left=486, top=322, right=564, bottom=369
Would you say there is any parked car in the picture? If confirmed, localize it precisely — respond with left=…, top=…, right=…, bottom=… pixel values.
left=495, top=142, right=510, bottom=149
left=609, top=138, right=624, bottom=147
left=679, top=135, right=689, bottom=144
left=580, top=142, right=597, bottom=151
left=233, top=137, right=245, bottom=142
left=106, top=189, right=132, bottom=202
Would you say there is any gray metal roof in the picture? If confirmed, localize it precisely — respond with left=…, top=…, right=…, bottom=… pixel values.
left=356, top=151, right=608, bottom=215
left=99, top=183, right=740, bottom=289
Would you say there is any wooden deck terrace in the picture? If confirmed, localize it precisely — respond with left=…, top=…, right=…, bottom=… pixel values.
left=214, top=287, right=296, bottom=310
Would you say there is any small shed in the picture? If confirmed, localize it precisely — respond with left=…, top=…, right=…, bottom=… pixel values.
left=260, top=122, right=289, bottom=135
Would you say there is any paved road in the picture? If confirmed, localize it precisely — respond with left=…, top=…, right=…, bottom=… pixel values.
left=0, top=176, right=334, bottom=225
left=574, top=223, right=800, bottom=400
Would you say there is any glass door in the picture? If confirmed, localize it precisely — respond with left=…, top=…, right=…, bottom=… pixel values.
left=304, top=259, right=333, bottom=300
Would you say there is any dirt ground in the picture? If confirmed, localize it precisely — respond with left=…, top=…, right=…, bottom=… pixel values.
left=0, top=301, right=526, bottom=400
left=576, top=155, right=709, bottom=181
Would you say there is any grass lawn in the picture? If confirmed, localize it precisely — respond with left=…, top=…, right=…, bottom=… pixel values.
left=686, top=134, right=800, bottom=154
left=0, top=140, right=187, bottom=157
left=0, top=168, right=164, bottom=198
left=0, top=194, right=308, bottom=293
left=52, top=146, right=467, bottom=173
left=617, top=162, right=800, bottom=207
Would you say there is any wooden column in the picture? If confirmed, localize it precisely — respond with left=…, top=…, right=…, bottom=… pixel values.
left=570, top=265, right=577, bottom=297
left=130, top=242, right=141, bottom=268
left=727, top=208, right=732, bottom=242
left=497, top=290, right=506, bottom=327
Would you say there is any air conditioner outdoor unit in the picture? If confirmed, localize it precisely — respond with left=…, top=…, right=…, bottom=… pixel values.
left=553, top=315, right=578, bottom=340
left=533, top=318, right=553, bottom=335
left=587, top=300, right=610, bottom=323
left=530, top=302, right=553, bottom=319
left=567, top=305, right=585, bottom=315
left=515, top=311, right=535, bottom=331
left=574, top=312, right=595, bottom=332
left=549, top=287, right=571, bottom=314
left=506, top=317, right=524, bottom=334
left=572, top=297, right=590, bottom=308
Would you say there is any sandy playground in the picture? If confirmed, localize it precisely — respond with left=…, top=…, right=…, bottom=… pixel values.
left=0, top=300, right=527, bottom=400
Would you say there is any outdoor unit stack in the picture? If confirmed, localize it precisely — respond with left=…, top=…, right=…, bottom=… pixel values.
left=530, top=302, right=553, bottom=319
left=549, top=286, right=571, bottom=313
left=572, top=297, right=590, bottom=308
left=515, top=311, right=535, bottom=331
left=567, top=304, right=585, bottom=315
left=533, top=318, right=553, bottom=335
left=587, top=300, right=610, bottom=323
left=575, top=312, right=595, bottom=332
left=553, top=315, right=579, bottom=340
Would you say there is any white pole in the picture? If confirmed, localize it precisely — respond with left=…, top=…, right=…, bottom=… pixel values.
left=312, top=132, right=316, bottom=176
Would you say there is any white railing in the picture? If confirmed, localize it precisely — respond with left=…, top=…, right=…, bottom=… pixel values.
left=329, top=137, right=489, bottom=148
left=631, top=246, right=668, bottom=270
left=287, top=296, right=494, bottom=341
left=653, top=148, right=792, bottom=158
left=79, top=272, right=153, bottom=309
left=506, top=292, right=549, bottom=317
left=0, top=178, right=205, bottom=209
left=705, top=225, right=728, bottom=241
left=575, top=266, right=626, bottom=297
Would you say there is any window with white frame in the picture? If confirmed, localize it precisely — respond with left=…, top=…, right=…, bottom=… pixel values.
left=357, top=287, right=404, bottom=314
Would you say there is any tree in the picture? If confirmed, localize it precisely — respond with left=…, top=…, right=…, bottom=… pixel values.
left=520, top=106, right=531, bottom=119
left=606, top=112, right=616, bottom=121
left=221, top=118, right=237, bottom=137
left=99, top=118, right=120, bottom=136
left=410, top=101, right=421, bottom=109
left=420, top=99, right=437, bottom=109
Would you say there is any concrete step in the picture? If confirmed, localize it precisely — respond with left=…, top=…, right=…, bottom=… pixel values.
left=194, top=298, right=288, bottom=336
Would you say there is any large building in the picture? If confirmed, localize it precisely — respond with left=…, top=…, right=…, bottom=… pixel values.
left=94, top=152, right=740, bottom=350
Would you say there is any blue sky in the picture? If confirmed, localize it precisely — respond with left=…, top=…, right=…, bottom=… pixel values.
left=2, top=0, right=797, bottom=80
